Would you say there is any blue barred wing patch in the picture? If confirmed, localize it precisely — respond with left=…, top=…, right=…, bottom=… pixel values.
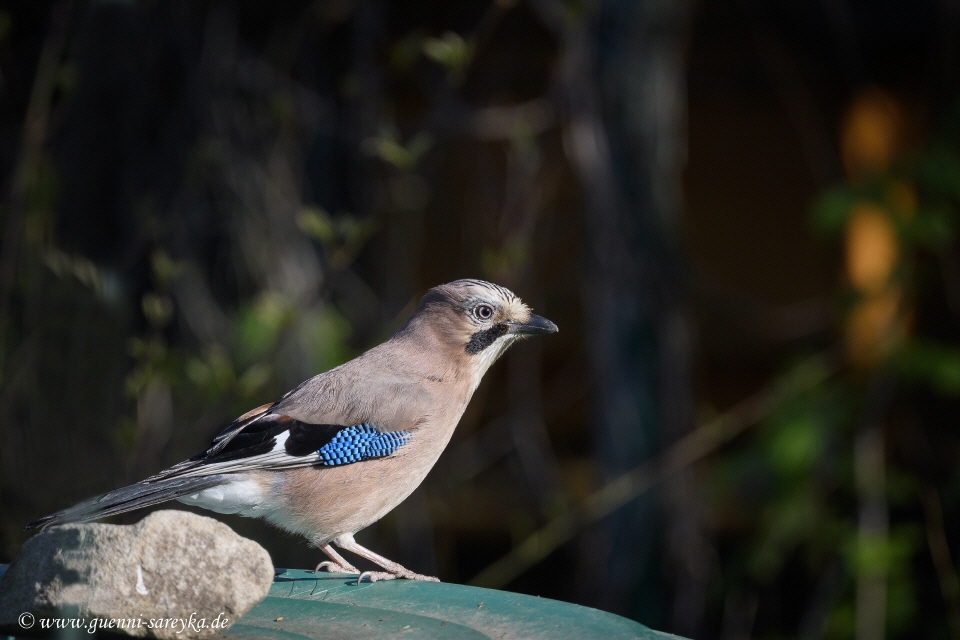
left=317, top=423, right=410, bottom=466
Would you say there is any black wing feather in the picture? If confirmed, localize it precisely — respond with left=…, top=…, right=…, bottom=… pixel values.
left=146, top=404, right=348, bottom=481
left=24, top=475, right=228, bottom=530
left=208, top=402, right=279, bottom=450
left=191, top=413, right=294, bottom=463
left=283, top=423, right=345, bottom=456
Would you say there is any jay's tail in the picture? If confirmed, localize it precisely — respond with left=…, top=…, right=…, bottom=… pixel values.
left=24, top=475, right=229, bottom=530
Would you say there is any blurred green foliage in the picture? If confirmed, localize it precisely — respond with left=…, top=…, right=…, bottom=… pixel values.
left=704, top=121, right=960, bottom=639
left=422, top=31, right=474, bottom=86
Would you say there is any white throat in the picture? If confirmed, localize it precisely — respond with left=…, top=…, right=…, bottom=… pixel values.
left=471, top=334, right=519, bottom=379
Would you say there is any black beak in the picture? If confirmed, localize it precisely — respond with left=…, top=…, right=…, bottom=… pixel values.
left=508, top=313, right=558, bottom=335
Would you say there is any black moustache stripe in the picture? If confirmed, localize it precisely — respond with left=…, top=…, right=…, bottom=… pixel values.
left=465, top=323, right=508, bottom=355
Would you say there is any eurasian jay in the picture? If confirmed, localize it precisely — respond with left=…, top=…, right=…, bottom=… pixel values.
left=26, top=279, right=558, bottom=583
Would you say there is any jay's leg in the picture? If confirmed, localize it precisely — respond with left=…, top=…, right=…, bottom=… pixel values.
left=314, top=543, right=361, bottom=574
left=333, top=533, right=440, bottom=583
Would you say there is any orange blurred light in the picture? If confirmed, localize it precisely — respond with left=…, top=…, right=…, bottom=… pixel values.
left=841, top=89, right=902, bottom=180
left=845, top=204, right=899, bottom=295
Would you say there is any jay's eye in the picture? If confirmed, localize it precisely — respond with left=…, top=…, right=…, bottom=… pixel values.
left=474, top=304, right=494, bottom=321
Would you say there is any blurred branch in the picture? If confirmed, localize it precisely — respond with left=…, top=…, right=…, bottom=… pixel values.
left=0, top=1, right=72, bottom=333
left=471, top=99, right=556, bottom=141
left=741, top=6, right=840, bottom=188
left=469, top=350, right=838, bottom=589
left=439, top=416, right=515, bottom=484
left=854, top=404, right=890, bottom=640
left=938, top=250, right=960, bottom=319
left=546, top=0, right=692, bottom=611
left=920, top=484, right=960, bottom=640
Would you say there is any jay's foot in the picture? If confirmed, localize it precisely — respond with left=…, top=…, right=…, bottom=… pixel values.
left=315, top=560, right=360, bottom=574
left=331, top=533, right=440, bottom=584
left=357, top=569, right=440, bottom=584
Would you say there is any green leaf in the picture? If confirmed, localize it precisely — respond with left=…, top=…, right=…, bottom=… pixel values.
left=297, top=207, right=337, bottom=244
left=301, top=306, right=352, bottom=373
left=422, top=31, right=473, bottom=84
left=142, top=293, right=173, bottom=328
left=237, top=294, right=296, bottom=363
left=812, top=186, right=859, bottom=236
left=767, top=414, right=821, bottom=476
left=896, top=340, right=960, bottom=395
left=918, top=145, right=960, bottom=202
left=365, top=129, right=434, bottom=171
left=906, top=206, right=956, bottom=249
left=42, top=248, right=104, bottom=294
left=150, top=250, right=186, bottom=285
left=238, top=362, right=272, bottom=397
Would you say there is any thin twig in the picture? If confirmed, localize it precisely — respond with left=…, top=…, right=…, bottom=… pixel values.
left=469, top=351, right=838, bottom=588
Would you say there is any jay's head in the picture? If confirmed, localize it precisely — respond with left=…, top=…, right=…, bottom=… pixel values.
left=405, top=279, right=558, bottom=371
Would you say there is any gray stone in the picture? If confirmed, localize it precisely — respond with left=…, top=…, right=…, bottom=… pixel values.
left=0, top=510, right=274, bottom=638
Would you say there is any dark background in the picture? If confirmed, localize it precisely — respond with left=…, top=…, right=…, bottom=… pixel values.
left=3, top=1, right=960, bottom=638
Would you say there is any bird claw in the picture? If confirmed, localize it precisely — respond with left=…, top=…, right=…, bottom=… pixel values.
left=314, top=560, right=360, bottom=574
left=356, top=570, right=440, bottom=584
left=357, top=570, right=391, bottom=584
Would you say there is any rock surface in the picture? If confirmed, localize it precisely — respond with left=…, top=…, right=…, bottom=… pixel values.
left=0, top=510, right=274, bottom=638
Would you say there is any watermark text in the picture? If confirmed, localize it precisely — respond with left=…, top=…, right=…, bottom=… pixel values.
left=18, top=611, right=230, bottom=634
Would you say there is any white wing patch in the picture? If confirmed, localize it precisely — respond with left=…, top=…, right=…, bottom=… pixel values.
left=174, top=431, right=323, bottom=478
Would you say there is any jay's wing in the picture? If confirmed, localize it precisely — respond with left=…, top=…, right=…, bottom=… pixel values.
left=147, top=363, right=433, bottom=482
left=146, top=403, right=411, bottom=482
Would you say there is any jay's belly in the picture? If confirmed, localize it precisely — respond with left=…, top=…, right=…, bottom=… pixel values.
left=264, top=451, right=439, bottom=544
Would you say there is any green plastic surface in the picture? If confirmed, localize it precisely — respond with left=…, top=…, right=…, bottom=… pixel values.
left=0, top=565, right=683, bottom=639
left=227, top=569, right=682, bottom=639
